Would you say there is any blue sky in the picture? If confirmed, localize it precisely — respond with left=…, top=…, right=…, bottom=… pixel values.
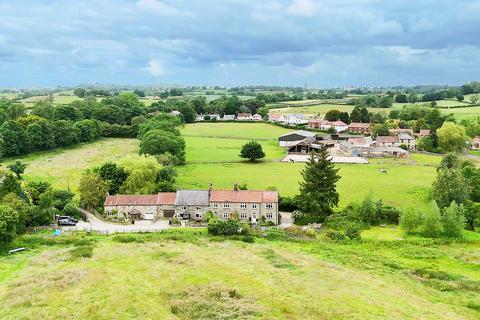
left=1, top=0, right=479, bottom=87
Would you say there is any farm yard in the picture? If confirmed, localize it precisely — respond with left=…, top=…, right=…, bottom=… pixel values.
left=0, top=230, right=479, bottom=319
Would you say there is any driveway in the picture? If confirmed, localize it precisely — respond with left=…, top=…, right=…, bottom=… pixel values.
left=61, top=209, right=170, bottom=234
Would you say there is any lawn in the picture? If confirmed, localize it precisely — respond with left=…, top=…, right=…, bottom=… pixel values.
left=0, top=231, right=478, bottom=319
left=3, top=138, right=139, bottom=192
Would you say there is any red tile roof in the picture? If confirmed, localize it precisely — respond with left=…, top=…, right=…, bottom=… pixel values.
left=237, top=113, right=252, bottom=117
left=331, top=120, right=347, bottom=126
left=349, top=122, right=371, bottom=128
left=104, top=190, right=278, bottom=207
left=157, top=192, right=176, bottom=205
left=105, top=195, right=159, bottom=206
left=210, top=190, right=278, bottom=203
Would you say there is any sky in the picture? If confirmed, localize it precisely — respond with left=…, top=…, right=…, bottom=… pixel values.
left=0, top=0, right=479, bottom=88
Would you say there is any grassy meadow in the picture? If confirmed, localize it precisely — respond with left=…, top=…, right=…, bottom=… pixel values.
left=178, top=123, right=440, bottom=211
left=0, top=230, right=479, bottom=319
left=3, top=138, right=139, bottom=192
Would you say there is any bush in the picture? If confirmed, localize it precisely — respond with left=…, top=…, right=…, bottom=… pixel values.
left=264, top=228, right=285, bottom=240
left=324, top=229, right=347, bottom=241
left=63, top=202, right=80, bottom=218
left=399, top=209, right=423, bottom=234
left=207, top=219, right=240, bottom=236
left=204, top=211, right=214, bottom=223
left=279, top=196, right=299, bottom=212
left=420, top=209, right=443, bottom=238
left=304, top=228, right=317, bottom=238
left=344, top=221, right=362, bottom=240
left=442, top=202, right=465, bottom=238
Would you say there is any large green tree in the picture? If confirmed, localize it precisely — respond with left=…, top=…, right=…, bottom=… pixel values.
left=432, top=168, right=470, bottom=209
left=239, top=141, right=265, bottom=161
left=0, top=120, right=30, bottom=156
left=78, top=171, right=108, bottom=211
left=437, top=122, right=467, bottom=152
left=139, top=129, right=186, bottom=163
left=0, top=205, right=20, bottom=244
left=118, top=155, right=162, bottom=194
left=96, top=162, right=129, bottom=195
left=298, top=147, right=340, bottom=219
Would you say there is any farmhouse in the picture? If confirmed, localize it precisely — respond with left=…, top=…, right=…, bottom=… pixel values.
left=284, top=114, right=308, bottom=125
left=375, top=135, right=401, bottom=148
left=268, top=114, right=284, bottom=122
left=308, top=119, right=348, bottom=132
left=252, top=113, right=262, bottom=121
left=399, top=133, right=416, bottom=149
left=222, top=114, right=235, bottom=121
left=104, top=188, right=279, bottom=224
left=237, top=113, right=253, bottom=120
left=348, top=122, right=371, bottom=134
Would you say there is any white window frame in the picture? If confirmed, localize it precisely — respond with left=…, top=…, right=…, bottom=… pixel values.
left=196, top=206, right=201, bottom=210
left=266, top=203, right=273, bottom=209
left=240, top=212, right=247, bottom=219
left=213, top=202, right=218, bottom=208
left=266, top=212, right=273, bottom=219
left=240, top=203, right=247, bottom=209
left=252, top=203, right=258, bottom=209
left=223, top=212, right=230, bottom=219
left=223, top=202, right=230, bottom=208
left=181, top=206, right=187, bottom=210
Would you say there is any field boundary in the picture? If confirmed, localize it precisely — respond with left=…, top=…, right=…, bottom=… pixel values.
left=183, top=134, right=275, bottom=141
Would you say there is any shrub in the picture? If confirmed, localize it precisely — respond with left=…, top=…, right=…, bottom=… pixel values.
left=207, top=219, right=240, bottom=236
left=420, top=209, right=443, bottom=238
left=442, top=202, right=465, bottom=238
left=230, top=212, right=239, bottom=222
left=344, top=221, right=362, bottom=240
left=399, top=144, right=408, bottom=151
left=324, top=229, right=347, bottom=241
left=304, top=228, right=317, bottom=238
left=264, top=228, right=285, bottom=240
left=63, top=202, right=80, bottom=218
left=399, top=209, right=423, bottom=234
left=204, top=210, right=214, bottom=223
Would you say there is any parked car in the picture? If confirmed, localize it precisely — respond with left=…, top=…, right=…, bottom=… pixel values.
left=58, top=219, right=77, bottom=226
left=58, top=216, right=78, bottom=223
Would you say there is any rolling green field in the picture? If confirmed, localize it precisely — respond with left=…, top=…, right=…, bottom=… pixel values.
left=0, top=230, right=479, bottom=319
left=178, top=123, right=440, bottom=211
left=3, top=138, right=139, bottom=192
left=270, top=101, right=480, bottom=121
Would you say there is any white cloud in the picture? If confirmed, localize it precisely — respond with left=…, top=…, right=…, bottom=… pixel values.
left=146, top=58, right=166, bottom=76
left=286, top=0, right=316, bottom=17
left=136, top=0, right=183, bottom=16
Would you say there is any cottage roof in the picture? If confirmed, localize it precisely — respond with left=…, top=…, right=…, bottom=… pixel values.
left=104, top=194, right=158, bottom=206
left=210, top=190, right=278, bottom=203
left=376, top=135, right=400, bottom=143
left=331, top=120, right=347, bottom=126
left=418, top=129, right=430, bottom=137
left=398, top=133, right=415, bottom=140
left=175, top=190, right=210, bottom=206
left=157, top=192, right=176, bottom=205
left=349, top=122, right=371, bottom=128
left=237, top=113, right=252, bottom=117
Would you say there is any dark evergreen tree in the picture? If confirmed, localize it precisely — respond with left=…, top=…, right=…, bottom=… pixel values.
left=298, top=147, right=340, bottom=219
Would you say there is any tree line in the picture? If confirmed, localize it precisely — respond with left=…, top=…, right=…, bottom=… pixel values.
left=0, top=163, right=78, bottom=247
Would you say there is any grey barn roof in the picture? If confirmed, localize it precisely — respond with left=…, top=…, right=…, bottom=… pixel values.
left=175, top=190, right=210, bottom=206
left=279, top=130, right=316, bottom=139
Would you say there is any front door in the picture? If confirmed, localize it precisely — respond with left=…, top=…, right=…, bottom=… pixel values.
left=251, top=214, right=257, bottom=224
